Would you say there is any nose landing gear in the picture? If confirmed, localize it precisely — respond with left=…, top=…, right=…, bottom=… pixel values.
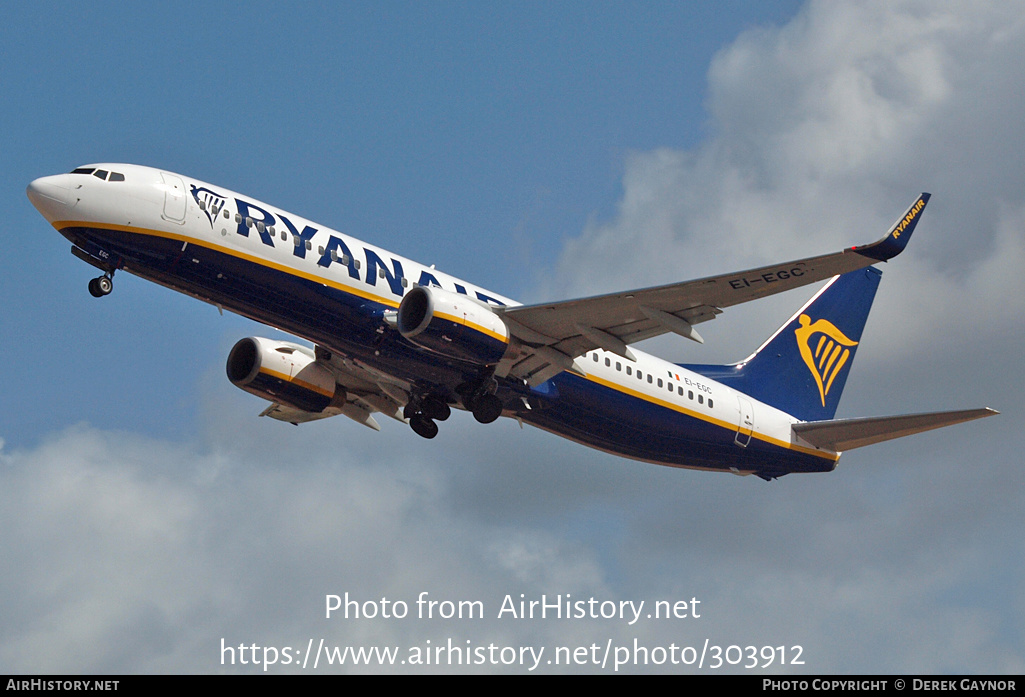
left=87, top=274, right=113, bottom=298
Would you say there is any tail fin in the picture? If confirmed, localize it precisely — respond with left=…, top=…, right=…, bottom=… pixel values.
left=680, top=267, right=882, bottom=421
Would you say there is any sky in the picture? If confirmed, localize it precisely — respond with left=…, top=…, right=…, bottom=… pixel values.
left=1, top=0, right=1022, bottom=674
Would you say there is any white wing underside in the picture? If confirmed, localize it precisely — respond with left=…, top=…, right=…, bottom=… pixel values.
left=261, top=351, right=412, bottom=429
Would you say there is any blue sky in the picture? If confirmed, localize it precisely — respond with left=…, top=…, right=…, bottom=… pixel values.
left=3, top=0, right=800, bottom=444
left=2, top=0, right=1023, bottom=674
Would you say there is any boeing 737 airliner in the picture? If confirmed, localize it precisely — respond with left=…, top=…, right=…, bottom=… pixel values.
left=27, top=164, right=996, bottom=479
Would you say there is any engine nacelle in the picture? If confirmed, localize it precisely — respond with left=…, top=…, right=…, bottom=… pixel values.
left=396, top=285, right=510, bottom=364
left=226, top=337, right=338, bottom=413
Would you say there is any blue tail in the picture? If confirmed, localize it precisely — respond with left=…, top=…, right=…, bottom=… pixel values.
left=680, top=267, right=882, bottom=421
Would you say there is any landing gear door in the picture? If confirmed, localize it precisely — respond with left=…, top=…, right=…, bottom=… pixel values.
left=735, top=396, right=754, bottom=447
left=160, top=172, right=187, bottom=224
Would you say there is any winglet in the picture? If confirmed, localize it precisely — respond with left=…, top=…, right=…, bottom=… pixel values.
left=852, top=193, right=930, bottom=262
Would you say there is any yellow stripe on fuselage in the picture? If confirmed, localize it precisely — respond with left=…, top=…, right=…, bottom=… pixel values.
left=56, top=220, right=509, bottom=341
left=582, top=372, right=838, bottom=461
left=56, top=219, right=404, bottom=308
left=59, top=220, right=833, bottom=462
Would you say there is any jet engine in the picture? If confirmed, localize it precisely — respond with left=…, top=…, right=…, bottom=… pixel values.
left=226, top=337, right=339, bottom=413
left=396, top=285, right=509, bottom=364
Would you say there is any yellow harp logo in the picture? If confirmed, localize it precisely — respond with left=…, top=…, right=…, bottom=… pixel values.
left=794, top=315, right=859, bottom=407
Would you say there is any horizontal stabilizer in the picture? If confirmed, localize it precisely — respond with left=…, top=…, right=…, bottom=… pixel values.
left=793, top=408, right=998, bottom=451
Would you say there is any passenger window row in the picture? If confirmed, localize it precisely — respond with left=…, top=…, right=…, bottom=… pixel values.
left=589, top=352, right=712, bottom=408
left=198, top=199, right=232, bottom=220
left=184, top=200, right=420, bottom=292
left=225, top=214, right=414, bottom=288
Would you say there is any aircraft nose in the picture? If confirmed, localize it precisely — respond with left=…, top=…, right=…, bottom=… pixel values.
left=27, top=174, right=74, bottom=221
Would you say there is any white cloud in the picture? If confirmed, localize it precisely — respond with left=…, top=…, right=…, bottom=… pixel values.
left=1, top=386, right=1021, bottom=673
left=552, top=0, right=1025, bottom=363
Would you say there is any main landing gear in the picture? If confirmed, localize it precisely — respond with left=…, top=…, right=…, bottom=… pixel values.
left=405, top=394, right=451, bottom=440
left=466, top=392, right=503, bottom=424
left=460, top=373, right=503, bottom=425
left=87, top=274, right=113, bottom=298
left=404, top=373, right=505, bottom=439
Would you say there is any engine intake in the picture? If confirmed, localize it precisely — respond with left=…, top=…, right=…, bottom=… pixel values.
left=396, top=285, right=509, bottom=365
left=227, top=337, right=338, bottom=413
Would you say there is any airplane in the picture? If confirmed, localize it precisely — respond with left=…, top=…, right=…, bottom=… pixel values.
left=26, top=164, right=996, bottom=480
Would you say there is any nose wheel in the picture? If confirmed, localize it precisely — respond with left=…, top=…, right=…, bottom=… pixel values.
left=88, top=274, right=114, bottom=298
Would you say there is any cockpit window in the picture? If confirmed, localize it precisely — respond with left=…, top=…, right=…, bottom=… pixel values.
left=69, top=167, right=125, bottom=181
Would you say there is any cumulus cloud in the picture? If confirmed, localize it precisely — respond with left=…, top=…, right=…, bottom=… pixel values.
left=0, top=389, right=1020, bottom=672
left=0, top=376, right=1021, bottom=673
left=552, top=0, right=1025, bottom=362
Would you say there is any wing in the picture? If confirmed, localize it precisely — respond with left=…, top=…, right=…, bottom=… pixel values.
left=497, top=194, right=930, bottom=386
left=260, top=346, right=411, bottom=429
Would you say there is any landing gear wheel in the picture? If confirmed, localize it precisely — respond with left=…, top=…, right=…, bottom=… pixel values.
left=471, top=394, right=503, bottom=424
left=422, top=396, right=451, bottom=422
left=410, top=414, right=439, bottom=439
left=88, top=275, right=113, bottom=297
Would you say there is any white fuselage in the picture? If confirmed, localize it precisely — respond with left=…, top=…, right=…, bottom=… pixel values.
left=28, top=163, right=837, bottom=477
